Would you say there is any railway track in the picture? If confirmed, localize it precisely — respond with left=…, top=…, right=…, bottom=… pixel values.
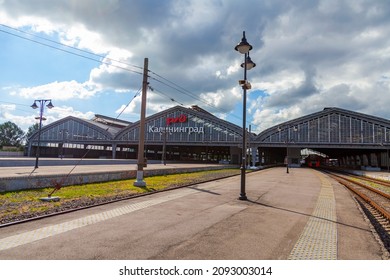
left=323, top=170, right=390, bottom=252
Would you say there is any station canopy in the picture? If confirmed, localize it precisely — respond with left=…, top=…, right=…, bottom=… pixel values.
left=255, top=107, right=390, bottom=158
left=28, top=105, right=246, bottom=146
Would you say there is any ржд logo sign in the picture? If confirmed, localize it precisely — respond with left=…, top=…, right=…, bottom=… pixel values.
left=166, top=114, right=187, bottom=125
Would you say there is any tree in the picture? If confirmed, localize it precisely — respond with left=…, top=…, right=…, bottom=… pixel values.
left=24, top=123, right=39, bottom=147
left=25, top=123, right=39, bottom=141
left=0, top=121, right=25, bottom=147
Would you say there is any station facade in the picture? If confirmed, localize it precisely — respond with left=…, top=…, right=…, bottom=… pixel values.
left=27, top=105, right=246, bottom=164
left=27, top=106, right=390, bottom=169
left=255, top=107, right=390, bottom=170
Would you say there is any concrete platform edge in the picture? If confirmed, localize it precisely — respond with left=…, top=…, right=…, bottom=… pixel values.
left=0, top=165, right=237, bottom=192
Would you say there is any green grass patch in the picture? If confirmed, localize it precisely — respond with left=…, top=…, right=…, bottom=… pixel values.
left=0, top=168, right=240, bottom=223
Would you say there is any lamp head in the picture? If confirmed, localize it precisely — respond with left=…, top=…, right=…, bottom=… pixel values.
left=46, top=100, right=54, bottom=109
left=234, top=31, right=253, bottom=54
left=31, top=101, right=38, bottom=109
left=241, top=54, right=256, bottom=70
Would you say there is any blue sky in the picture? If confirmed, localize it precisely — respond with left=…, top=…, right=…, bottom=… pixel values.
left=1, top=0, right=390, bottom=134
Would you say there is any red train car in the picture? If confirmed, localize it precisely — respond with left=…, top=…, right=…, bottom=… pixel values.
left=308, top=160, right=320, bottom=167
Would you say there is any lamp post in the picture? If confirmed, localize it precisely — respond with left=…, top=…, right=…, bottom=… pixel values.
left=59, top=129, right=69, bottom=159
left=278, top=126, right=297, bottom=173
left=286, top=140, right=290, bottom=174
left=235, top=31, right=256, bottom=200
left=162, top=130, right=167, bottom=165
left=31, top=99, right=54, bottom=169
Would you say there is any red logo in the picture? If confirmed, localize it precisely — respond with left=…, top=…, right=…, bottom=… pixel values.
left=166, top=114, right=187, bottom=125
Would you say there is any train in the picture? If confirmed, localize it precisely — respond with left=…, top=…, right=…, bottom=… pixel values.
left=308, top=160, right=320, bottom=167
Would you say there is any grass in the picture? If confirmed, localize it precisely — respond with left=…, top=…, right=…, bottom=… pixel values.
left=0, top=168, right=240, bottom=223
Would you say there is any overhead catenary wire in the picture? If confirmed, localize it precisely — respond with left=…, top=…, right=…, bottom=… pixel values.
left=148, top=85, right=184, bottom=106
left=148, top=70, right=223, bottom=112
left=114, top=86, right=142, bottom=120
left=148, top=75, right=247, bottom=126
left=0, top=25, right=143, bottom=76
left=0, top=99, right=32, bottom=108
left=0, top=24, right=257, bottom=129
left=0, top=100, right=33, bottom=113
left=0, top=23, right=144, bottom=73
left=0, top=24, right=144, bottom=124
left=148, top=76, right=213, bottom=108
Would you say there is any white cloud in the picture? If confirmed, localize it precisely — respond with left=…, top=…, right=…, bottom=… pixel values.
left=252, top=106, right=304, bottom=133
left=0, top=10, right=59, bottom=34
left=12, top=80, right=99, bottom=100
left=59, top=24, right=108, bottom=54
left=89, top=51, right=139, bottom=92
left=52, top=105, right=95, bottom=120
left=115, top=101, right=138, bottom=117
left=0, top=103, right=15, bottom=112
left=200, top=87, right=241, bottom=114
left=256, top=70, right=305, bottom=96
left=0, top=103, right=95, bottom=131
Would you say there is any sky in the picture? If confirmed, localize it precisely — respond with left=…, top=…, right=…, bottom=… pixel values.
left=1, top=0, right=390, bottom=134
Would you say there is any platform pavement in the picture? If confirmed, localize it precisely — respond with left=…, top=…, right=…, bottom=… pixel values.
left=0, top=167, right=385, bottom=260
left=0, top=157, right=235, bottom=178
left=0, top=158, right=240, bottom=192
left=0, top=158, right=231, bottom=178
left=346, top=169, right=390, bottom=181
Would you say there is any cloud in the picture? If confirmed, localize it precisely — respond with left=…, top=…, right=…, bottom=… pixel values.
left=11, top=80, right=99, bottom=100
left=89, top=50, right=140, bottom=92
left=2, top=0, right=390, bottom=133
left=247, top=0, right=390, bottom=130
left=0, top=102, right=96, bottom=131
left=265, top=65, right=318, bottom=108
left=200, top=87, right=242, bottom=113
left=0, top=0, right=268, bottom=108
left=252, top=106, right=304, bottom=133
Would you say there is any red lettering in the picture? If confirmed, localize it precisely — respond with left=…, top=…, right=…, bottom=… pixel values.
left=166, top=114, right=187, bottom=125
left=166, top=117, right=174, bottom=125
left=179, top=115, right=187, bottom=123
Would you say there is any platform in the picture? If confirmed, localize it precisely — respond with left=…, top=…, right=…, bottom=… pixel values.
left=0, top=167, right=385, bottom=260
left=0, top=157, right=236, bottom=191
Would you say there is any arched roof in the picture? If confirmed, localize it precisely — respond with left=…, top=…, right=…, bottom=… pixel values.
left=255, top=107, right=390, bottom=149
left=28, top=105, right=246, bottom=146
left=115, top=105, right=244, bottom=145
left=29, top=106, right=390, bottom=152
left=29, top=116, right=114, bottom=143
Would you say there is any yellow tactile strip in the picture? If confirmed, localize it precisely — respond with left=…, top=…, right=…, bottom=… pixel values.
left=0, top=189, right=198, bottom=251
left=288, top=172, right=337, bottom=260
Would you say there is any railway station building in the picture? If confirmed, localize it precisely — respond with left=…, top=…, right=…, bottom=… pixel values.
left=27, top=105, right=246, bottom=164
left=27, top=106, right=390, bottom=170
left=255, top=107, right=390, bottom=170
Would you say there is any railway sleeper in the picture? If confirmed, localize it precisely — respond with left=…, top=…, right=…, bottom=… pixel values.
left=356, top=200, right=390, bottom=254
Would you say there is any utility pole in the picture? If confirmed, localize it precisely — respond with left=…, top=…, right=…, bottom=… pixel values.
left=248, top=125, right=251, bottom=169
left=134, top=58, right=149, bottom=187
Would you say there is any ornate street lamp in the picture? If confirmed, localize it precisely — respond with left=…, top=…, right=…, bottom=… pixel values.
left=31, top=99, right=54, bottom=168
left=278, top=126, right=297, bottom=173
left=235, top=31, right=256, bottom=200
left=59, top=129, right=69, bottom=159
